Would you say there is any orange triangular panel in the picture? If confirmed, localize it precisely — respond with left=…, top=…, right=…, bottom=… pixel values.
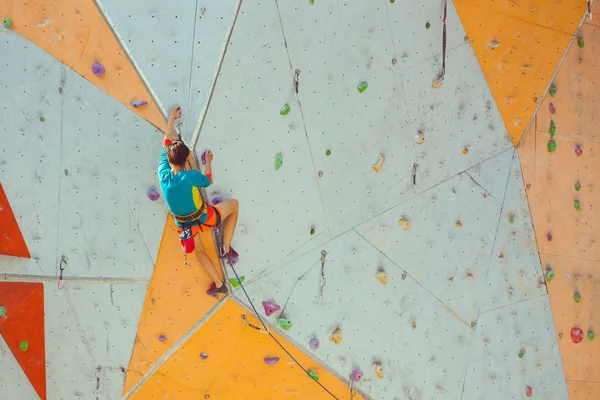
left=0, top=183, right=30, bottom=258
left=0, top=282, right=46, bottom=400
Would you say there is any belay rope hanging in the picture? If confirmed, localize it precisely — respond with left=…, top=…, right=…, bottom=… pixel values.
left=432, top=0, right=448, bottom=88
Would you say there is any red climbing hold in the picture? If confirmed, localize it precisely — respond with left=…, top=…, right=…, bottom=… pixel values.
left=575, top=145, right=583, bottom=157
left=546, top=233, right=553, bottom=242
left=571, top=327, right=584, bottom=344
left=526, top=386, right=533, bottom=397
left=549, top=103, right=556, bottom=114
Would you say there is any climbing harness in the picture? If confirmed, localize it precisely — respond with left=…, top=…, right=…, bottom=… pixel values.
left=319, top=250, right=326, bottom=306
left=57, top=255, right=67, bottom=289
left=432, top=0, right=448, bottom=88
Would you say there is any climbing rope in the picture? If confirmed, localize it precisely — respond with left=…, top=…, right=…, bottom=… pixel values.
left=432, top=0, right=448, bottom=87
left=229, top=264, right=344, bottom=400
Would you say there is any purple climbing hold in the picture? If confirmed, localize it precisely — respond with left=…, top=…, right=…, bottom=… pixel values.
left=91, top=62, right=105, bottom=77
left=264, top=356, right=280, bottom=366
left=130, top=100, right=148, bottom=108
left=147, top=188, right=160, bottom=201
left=309, top=337, right=320, bottom=350
left=262, top=301, right=281, bottom=317
left=211, top=197, right=223, bottom=206
left=159, top=335, right=167, bottom=342
left=201, top=150, right=208, bottom=165
left=351, top=368, right=364, bottom=382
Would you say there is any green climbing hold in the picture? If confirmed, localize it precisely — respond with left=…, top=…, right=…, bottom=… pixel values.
left=547, top=140, right=557, bottom=152
left=507, top=214, right=515, bottom=224
left=274, top=153, right=283, bottom=170
left=19, top=341, right=28, bottom=352
left=357, top=82, right=368, bottom=93
left=549, top=120, right=556, bottom=137
left=3, top=17, right=13, bottom=29
left=574, top=293, right=581, bottom=303
left=229, top=276, right=245, bottom=288
left=575, top=182, right=581, bottom=191
left=309, top=0, right=314, bottom=3
left=276, top=316, right=292, bottom=330
left=280, top=103, right=291, bottom=116
left=310, top=227, right=315, bottom=235
left=325, top=149, right=331, bottom=156
left=588, top=332, right=595, bottom=340
left=545, top=270, right=555, bottom=282
left=574, top=200, right=581, bottom=211
left=307, top=369, right=320, bottom=381
left=518, top=352, right=524, bottom=358
left=0, top=306, right=6, bottom=318
left=426, top=22, right=431, bottom=29
left=578, top=38, right=584, bottom=48
left=549, top=86, right=557, bottom=97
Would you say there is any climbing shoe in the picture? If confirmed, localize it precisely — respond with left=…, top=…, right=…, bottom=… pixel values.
left=206, top=282, right=228, bottom=296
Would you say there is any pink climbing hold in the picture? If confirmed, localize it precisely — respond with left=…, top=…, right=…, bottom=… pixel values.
left=575, top=145, right=583, bottom=157
left=309, top=337, right=320, bottom=350
left=262, top=301, right=281, bottom=317
left=130, top=100, right=148, bottom=108
left=264, top=357, right=280, bottom=366
left=526, top=386, right=532, bottom=397
left=571, top=327, right=584, bottom=343
left=147, top=188, right=160, bottom=201
left=549, top=103, right=556, bottom=114
left=351, top=368, right=364, bottom=382
left=158, top=335, right=167, bottom=342
left=91, top=62, right=105, bottom=77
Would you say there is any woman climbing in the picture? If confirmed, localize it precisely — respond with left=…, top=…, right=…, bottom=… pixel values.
left=158, top=106, right=239, bottom=296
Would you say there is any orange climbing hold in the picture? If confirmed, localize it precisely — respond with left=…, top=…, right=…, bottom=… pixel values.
left=0, top=282, right=46, bottom=400
left=0, top=183, right=30, bottom=258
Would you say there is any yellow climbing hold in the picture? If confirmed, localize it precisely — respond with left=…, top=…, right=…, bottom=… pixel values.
left=411, top=323, right=417, bottom=330
left=398, top=218, right=411, bottom=230
left=329, top=327, right=342, bottom=344
left=462, top=148, right=469, bottom=154
left=372, top=154, right=385, bottom=173
left=374, top=271, right=388, bottom=285
left=456, top=221, right=462, bottom=227
left=375, top=363, right=384, bottom=379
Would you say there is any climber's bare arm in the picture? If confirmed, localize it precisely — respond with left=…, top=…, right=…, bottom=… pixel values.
left=164, top=106, right=181, bottom=144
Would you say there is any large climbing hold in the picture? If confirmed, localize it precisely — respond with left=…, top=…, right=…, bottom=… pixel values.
left=398, top=218, right=411, bottom=230
left=280, top=104, right=291, bottom=116
left=229, top=276, right=245, bottom=288
left=261, top=301, right=281, bottom=317
left=3, top=17, right=13, bottom=28
left=526, top=386, right=533, bottom=397
left=329, top=327, right=342, bottom=344
left=264, top=357, right=280, bottom=366
left=547, top=140, right=557, bottom=153
left=571, top=327, right=584, bottom=344
left=130, top=100, right=148, bottom=108
left=374, top=271, right=388, bottom=285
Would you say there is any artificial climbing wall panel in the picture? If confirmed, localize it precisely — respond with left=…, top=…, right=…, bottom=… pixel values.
left=44, top=281, right=146, bottom=399
left=129, top=299, right=363, bottom=400
left=454, top=0, right=588, bottom=145
left=0, top=336, right=39, bottom=399
left=0, top=0, right=164, bottom=130
left=96, top=0, right=240, bottom=141
left=0, top=32, right=167, bottom=279
left=194, top=0, right=329, bottom=279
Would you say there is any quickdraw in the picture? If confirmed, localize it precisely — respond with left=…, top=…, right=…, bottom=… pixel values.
left=58, top=255, right=67, bottom=289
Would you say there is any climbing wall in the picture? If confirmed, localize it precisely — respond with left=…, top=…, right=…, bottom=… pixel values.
left=0, top=183, right=30, bottom=258
left=96, top=0, right=240, bottom=141
left=518, top=14, right=600, bottom=399
left=454, top=0, right=589, bottom=145
left=0, top=335, right=39, bottom=399
left=0, top=32, right=166, bottom=279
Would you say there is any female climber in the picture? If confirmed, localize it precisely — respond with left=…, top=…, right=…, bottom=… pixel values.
left=158, top=106, right=239, bottom=296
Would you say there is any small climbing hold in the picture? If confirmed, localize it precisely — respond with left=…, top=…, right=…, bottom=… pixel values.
left=455, top=221, right=462, bottom=227
left=549, top=103, right=556, bottom=114
left=357, top=82, right=368, bottom=93
left=488, top=39, right=501, bottom=49
left=549, top=86, right=558, bottom=97
left=130, top=100, right=148, bottom=108
left=318, top=171, right=323, bottom=178
left=526, top=386, right=532, bottom=397
left=201, top=150, right=208, bottom=165
left=211, top=197, right=223, bottom=205
left=547, top=140, right=557, bottom=153
left=578, top=38, right=584, bottom=48
left=575, top=145, right=583, bottom=157
left=575, top=182, right=581, bottom=191
left=507, top=213, right=515, bottom=224
left=518, top=351, right=525, bottom=358
left=280, top=103, right=291, bottom=115
left=546, top=232, right=553, bottom=242
left=351, top=368, right=363, bottom=382
left=462, top=147, right=469, bottom=155
left=3, top=17, right=13, bottom=28
left=264, top=357, right=280, bottom=366
left=574, top=293, right=581, bottom=303
left=549, top=120, right=556, bottom=137
left=147, top=188, right=160, bottom=201
left=545, top=269, right=555, bottom=282
left=262, top=301, right=281, bottom=317
left=329, top=327, right=342, bottom=344
left=158, top=335, right=167, bottom=342
left=571, top=327, right=584, bottom=344
left=372, top=154, right=385, bottom=173
left=276, top=316, right=292, bottom=330
left=200, top=352, right=208, bottom=360
left=411, top=323, right=417, bottom=329
left=91, top=62, right=105, bottom=77
left=274, top=152, right=283, bottom=170
left=398, top=218, right=411, bottom=230
left=19, top=341, right=28, bottom=352
left=325, top=149, right=331, bottom=156
left=309, top=0, right=314, bottom=3
left=374, top=271, right=388, bottom=285
left=307, top=369, right=319, bottom=381
left=309, top=337, right=320, bottom=350
left=425, top=22, right=431, bottom=29
left=229, top=276, right=245, bottom=288
left=391, top=58, right=397, bottom=65
left=588, top=331, right=595, bottom=341
left=0, top=306, right=6, bottom=318
left=414, top=133, right=425, bottom=144
left=310, top=227, right=316, bottom=235
left=574, top=200, right=581, bottom=211
left=375, top=363, right=384, bottom=379
left=40, top=116, right=45, bottom=122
